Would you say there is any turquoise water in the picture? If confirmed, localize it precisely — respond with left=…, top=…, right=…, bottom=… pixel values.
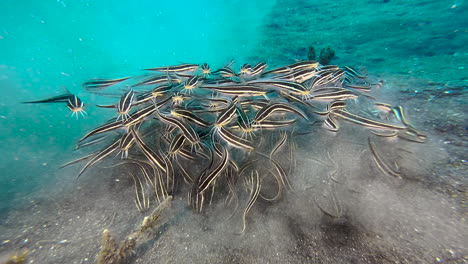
left=0, top=0, right=466, bottom=263
left=0, top=0, right=274, bottom=212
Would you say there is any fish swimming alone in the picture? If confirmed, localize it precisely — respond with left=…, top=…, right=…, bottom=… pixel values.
left=22, top=92, right=86, bottom=118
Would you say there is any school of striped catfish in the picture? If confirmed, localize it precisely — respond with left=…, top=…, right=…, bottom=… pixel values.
left=23, top=60, right=427, bottom=233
